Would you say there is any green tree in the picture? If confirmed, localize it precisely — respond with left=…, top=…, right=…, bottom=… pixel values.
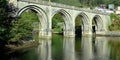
left=10, top=10, right=39, bottom=42
left=52, top=13, right=64, bottom=33
left=0, top=0, right=13, bottom=43
left=109, top=14, right=120, bottom=31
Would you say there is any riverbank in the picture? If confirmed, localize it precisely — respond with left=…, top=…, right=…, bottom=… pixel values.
left=96, top=31, right=120, bottom=37
left=1, top=41, right=38, bottom=55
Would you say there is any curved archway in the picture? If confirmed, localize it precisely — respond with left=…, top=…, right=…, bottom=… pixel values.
left=51, top=9, right=72, bottom=36
left=16, top=5, right=48, bottom=38
left=75, top=12, right=89, bottom=36
left=92, top=15, right=103, bottom=33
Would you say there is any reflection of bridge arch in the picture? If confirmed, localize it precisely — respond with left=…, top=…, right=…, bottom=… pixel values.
left=92, top=15, right=103, bottom=31
left=63, top=37, right=75, bottom=60
left=75, top=12, right=90, bottom=33
left=95, top=37, right=109, bottom=60
left=38, top=39, right=51, bottom=60
left=81, top=36, right=93, bottom=60
left=16, top=5, right=48, bottom=37
left=52, top=9, right=72, bottom=35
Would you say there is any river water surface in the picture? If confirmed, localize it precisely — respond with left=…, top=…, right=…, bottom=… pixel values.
left=2, top=34, right=120, bottom=60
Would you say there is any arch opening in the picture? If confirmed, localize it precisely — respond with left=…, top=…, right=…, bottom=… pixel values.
left=92, top=15, right=103, bottom=34
left=52, top=9, right=71, bottom=36
left=15, top=5, right=48, bottom=41
left=75, top=15, right=82, bottom=37
left=17, top=5, right=48, bottom=29
left=52, top=12, right=64, bottom=35
left=51, top=9, right=71, bottom=59
left=75, top=12, right=89, bottom=36
left=92, top=18, right=97, bottom=34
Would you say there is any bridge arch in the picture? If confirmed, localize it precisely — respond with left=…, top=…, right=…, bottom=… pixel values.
left=16, top=5, right=48, bottom=37
left=92, top=15, right=103, bottom=32
left=51, top=9, right=72, bottom=36
left=75, top=12, right=90, bottom=35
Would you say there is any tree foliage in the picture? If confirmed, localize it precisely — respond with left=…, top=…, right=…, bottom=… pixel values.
left=0, top=0, right=13, bottom=43
left=1, top=0, right=120, bottom=43
left=109, top=14, right=120, bottom=31
left=50, top=0, right=82, bottom=7
left=10, top=10, right=39, bottom=42
left=48, top=0, right=120, bottom=8
left=79, top=0, right=120, bottom=7
left=52, top=13, right=64, bottom=33
left=0, top=0, right=39, bottom=43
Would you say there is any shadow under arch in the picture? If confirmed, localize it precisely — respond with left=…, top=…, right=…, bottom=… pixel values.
left=51, top=9, right=72, bottom=36
left=75, top=12, right=90, bottom=36
left=16, top=5, right=49, bottom=38
left=92, top=15, right=103, bottom=32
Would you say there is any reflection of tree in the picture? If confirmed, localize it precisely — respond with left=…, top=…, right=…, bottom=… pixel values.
left=52, top=34, right=63, bottom=60
left=109, top=40, right=120, bottom=60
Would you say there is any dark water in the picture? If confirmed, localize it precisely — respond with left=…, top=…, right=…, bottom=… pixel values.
left=2, top=34, right=120, bottom=60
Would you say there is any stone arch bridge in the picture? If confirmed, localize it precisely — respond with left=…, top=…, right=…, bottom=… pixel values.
left=9, top=0, right=111, bottom=38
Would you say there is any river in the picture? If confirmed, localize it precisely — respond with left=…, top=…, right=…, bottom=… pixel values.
left=1, top=34, right=120, bottom=60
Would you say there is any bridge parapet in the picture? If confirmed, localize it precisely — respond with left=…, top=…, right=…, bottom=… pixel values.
left=18, top=0, right=110, bottom=15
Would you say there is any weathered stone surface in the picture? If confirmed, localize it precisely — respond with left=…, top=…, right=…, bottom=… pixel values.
left=10, top=0, right=110, bottom=37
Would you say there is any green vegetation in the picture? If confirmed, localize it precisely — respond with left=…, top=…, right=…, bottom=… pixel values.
left=75, top=16, right=82, bottom=27
left=52, top=13, right=64, bottom=33
left=0, top=0, right=40, bottom=44
left=1, top=0, right=120, bottom=44
left=75, top=37, right=82, bottom=53
left=51, top=0, right=82, bottom=7
left=45, top=0, right=120, bottom=8
left=109, top=14, right=120, bottom=31
left=109, top=40, right=120, bottom=60
left=10, top=10, right=39, bottom=42
left=0, top=0, right=13, bottom=43
left=52, top=34, right=63, bottom=60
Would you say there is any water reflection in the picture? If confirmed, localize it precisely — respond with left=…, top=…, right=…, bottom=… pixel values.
left=63, top=37, right=75, bottom=60
left=38, top=37, right=76, bottom=60
left=38, top=36, right=110, bottom=60
left=7, top=35, right=120, bottom=60
left=94, top=37, right=110, bottom=60
left=81, top=36, right=93, bottom=60
left=38, top=39, right=52, bottom=60
left=76, top=36, right=110, bottom=60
